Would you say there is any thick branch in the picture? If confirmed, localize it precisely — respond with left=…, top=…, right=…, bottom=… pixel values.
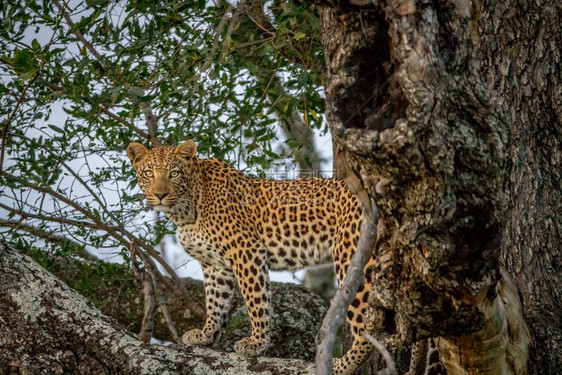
left=140, top=102, right=162, bottom=147
left=0, top=241, right=316, bottom=374
left=17, top=245, right=326, bottom=361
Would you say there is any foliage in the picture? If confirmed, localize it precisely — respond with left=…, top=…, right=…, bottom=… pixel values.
left=0, top=0, right=324, bottom=260
left=22, top=245, right=137, bottom=314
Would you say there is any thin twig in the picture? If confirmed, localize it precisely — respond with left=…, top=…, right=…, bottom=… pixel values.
left=0, top=171, right=121, bottom=235
left=315, top=200, right=380, bottom=375
left=97, top=104, right=151, bottom=139
left=10, top=76, right=148, bottom=140
left=349, top=0, right=375, bottom=6
left=0, top=219, right=97, bottom=261
left=60, top=159, right=122, bottom=227
left=0, top=81, right=34, bottom=171
left=0, top=202, right=98, bottom=230
left=53, top=0, right=161, bottom=145
left=200, top=5, right=234, bottom=72
left=0, top=6, right=62, bottom=171
left=242, top=0, right=275, bottom=36
left=235, top=36, right=274, bottom=49
left=133, top=241, right=180, bottom=342
left=53, top=0, right=106, bottom=67
left=131, top=245, right=156, bottom=343
left=153, top=276, right=181, bottom=343
left=134, top=239, right=206, bottom=319
left=361, top=332, right=398, bottom=375
left=1, top=170, right=205, bottom=319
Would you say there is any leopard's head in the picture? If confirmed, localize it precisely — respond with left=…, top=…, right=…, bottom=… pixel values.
left=127, top=141, right=199, bottom=213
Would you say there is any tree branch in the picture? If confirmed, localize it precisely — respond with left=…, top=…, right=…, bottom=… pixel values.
left=0, top=219, right=97, bottom=261
left=133, top=243, right=181, bottom=342
left=0, top=170, right=205, bottom=319
left=315, top=203, right=379, bottom=374
left=0, top=11, right=61, bottom=172
left=0, top=241, right=315, bottom=374
left=53, top=0, right=105, bottom=67
left=140, top=102, right=162, bottom=147
left=361, top=332, right=397, bottom=375
left=53, top=0, right=163, bottom=146
left=0, top=78, right=34, bottom=171
left=131, top=252, right=157, bottom=343
left=0, top=201, right=100, bottom=230
left=238, top=1, right=325, bottom=83
left=96, top=103, right=151, bottom=140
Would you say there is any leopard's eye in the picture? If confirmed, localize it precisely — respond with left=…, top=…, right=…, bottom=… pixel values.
left=170, top=170, right=181, bottom=179
left=143, top=170, right=154, bottom=178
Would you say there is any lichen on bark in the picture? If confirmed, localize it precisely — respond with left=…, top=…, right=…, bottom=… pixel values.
left=23, top=246, right=325, bottom=362
left=317, top=0, right=528, bottom=373
left=0, top=242, right=319, bottom=374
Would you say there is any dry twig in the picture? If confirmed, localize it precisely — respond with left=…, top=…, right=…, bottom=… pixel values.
left=315, top=200, right=380, bottom=375
left=361, top=332, right=398, bottom=375
left=0, top=170, right=206, bottom=320
left=133, top=243, right=181, bottom=343
left=131, top=245, right=157, bottom=343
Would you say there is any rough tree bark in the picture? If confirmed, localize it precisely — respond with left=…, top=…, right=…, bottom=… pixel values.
left=26, top=247, right=325, bottom=361
left=317, top=0, right=529, bottom=374
left=0, top=241, right=323, bottom=373
left=479, top=1, right=562, bottom=374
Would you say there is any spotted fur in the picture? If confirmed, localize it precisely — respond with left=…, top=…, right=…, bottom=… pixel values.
left=407, top=339, right=446, bottom=375
left=127, top=141, right=379, bottom=374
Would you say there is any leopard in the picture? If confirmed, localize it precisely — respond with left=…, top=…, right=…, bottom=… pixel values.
left=127, top=140, right=379, bottom=374
left=407, top=339, right=446, bottom=375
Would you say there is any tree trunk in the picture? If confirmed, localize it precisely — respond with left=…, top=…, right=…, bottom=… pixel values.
left=0, top=241, right=320, bottom=373
left=318, top=0, right=528, bottom=373
left=479, top=1, right=562, bottom=374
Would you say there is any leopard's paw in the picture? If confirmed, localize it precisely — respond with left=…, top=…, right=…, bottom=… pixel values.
left=233, top=337, right=268, bottom=357
left=182, top=329, right=214, bottom=346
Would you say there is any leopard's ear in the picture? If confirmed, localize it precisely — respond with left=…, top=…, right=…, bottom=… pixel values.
left=127, top=142, right=149, bottom=166
left=175, top=140, right=197, bottom=161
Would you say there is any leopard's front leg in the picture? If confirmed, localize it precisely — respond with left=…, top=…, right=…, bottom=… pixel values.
left=182, top=265, right=235, bottom=346
left=229, top=249, right=271, bottom=357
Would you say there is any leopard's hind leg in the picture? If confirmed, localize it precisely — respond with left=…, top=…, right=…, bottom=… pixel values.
left=332, top=231, right=377, bottom=375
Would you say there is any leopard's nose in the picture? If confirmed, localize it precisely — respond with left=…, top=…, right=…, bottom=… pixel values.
left=154, top=192, right=169, bottom=200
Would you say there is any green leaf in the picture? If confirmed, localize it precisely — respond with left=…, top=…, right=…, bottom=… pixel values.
left=128, top=86, right=145, bottom=100
left=309, top=109, right=319, bottom=121
left=86, top=0, right=109, bottom=6
left=294, top=32, right=306, bottom=41
left=48, top=124, right=65, bottom=134
left=13, top=49, right=36, bottom=72
left=31, top=38, right=41, bottom=51
left=18, top=70, right=37, bottom=82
